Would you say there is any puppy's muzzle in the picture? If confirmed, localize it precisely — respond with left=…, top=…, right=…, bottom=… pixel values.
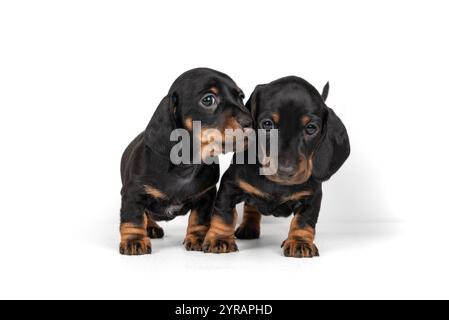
left=237, top=116, right=253, bottom=130
left=277, top=163, right=297, bottom=178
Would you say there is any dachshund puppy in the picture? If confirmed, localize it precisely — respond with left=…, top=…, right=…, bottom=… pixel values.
left=120, top=68, right=252, bottom=255
left=202, top=76, right=350, bottom=257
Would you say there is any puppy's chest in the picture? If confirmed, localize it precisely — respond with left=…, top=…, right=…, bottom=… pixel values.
left=144, top=183, right=213, bottom=221
left=146, top=164, right=218, bottom=199
left=244, top=185, right=313, bottom=217
left=143, top=166, right=218, bottom=221
left=145, top=178, right=213, bottom=204
left=246, top=196, right=302, bottom=217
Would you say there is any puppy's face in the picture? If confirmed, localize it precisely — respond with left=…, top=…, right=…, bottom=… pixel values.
left=172, top=68, right=253, bottom=155
left=254, top=77, right=327, bottom=185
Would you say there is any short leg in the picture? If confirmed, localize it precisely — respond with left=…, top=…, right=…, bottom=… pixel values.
left=145, top=211, right=165, bottom=239
left=235, top=203, right=262, bottom=239
left=282, top=215, right=319, bottom=258
left=202, top=170, right=243, bottom=254
left=120, top=216, right=152, bottom=256
left=282, top=191, right=322, bottom=258
left=184, top=210, right=210, bottom=251
left=202, top=208, right=238, bottom=253
left=119, top=185, right=152, bottom=255
left=184, top=187, right=216, bottom=251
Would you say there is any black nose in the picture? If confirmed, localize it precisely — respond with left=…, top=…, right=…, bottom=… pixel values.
left=238, top=117, right=253, bottom=129
left=278, top=164, right=296, bottom=178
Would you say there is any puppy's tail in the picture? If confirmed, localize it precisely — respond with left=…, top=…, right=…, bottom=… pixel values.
left=322, top=82, right=330, bottom=102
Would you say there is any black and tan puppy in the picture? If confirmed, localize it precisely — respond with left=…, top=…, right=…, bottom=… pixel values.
left=202, top=76, right=350, bottom=257
left=120, top=68, right=252, bottom=255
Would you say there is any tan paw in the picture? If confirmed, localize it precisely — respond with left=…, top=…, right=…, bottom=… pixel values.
left=119, top=238, right=152, bottom=256
left=202, top=236, right=238, bottom=254
left=184, top=233, right=205, bottom=251
left=282, top=239, right=319, bottom=258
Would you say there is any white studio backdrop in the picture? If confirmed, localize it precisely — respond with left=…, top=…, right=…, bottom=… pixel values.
left=0, top=0, right=448, bottom=299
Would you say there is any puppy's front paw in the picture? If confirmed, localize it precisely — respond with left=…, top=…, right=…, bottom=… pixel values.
left=184, top=233, right=205, bottom=251
left=120, top=238, right=152, bottom=256
left=147, top=226, right=164, bottom=239
left=202, top=235, right=238, bottom=254
left=282, top=239, right=319, bottom=258
left=235, top=224, right=260, bottom=240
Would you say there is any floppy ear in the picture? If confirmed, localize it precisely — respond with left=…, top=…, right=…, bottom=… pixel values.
left=312, top=107, right=350, bottom=181
left=245, top=84, right=265, bottom=120
left=144, top=94, right=178, bottom=156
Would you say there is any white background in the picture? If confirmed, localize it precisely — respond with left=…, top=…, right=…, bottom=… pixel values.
left=1, top=0, right=448, bottom=300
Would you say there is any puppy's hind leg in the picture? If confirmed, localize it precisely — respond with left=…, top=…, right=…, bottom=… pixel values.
left=235, top=203, right=261, bottom=240
left=145, top=211, right=165, bottom=239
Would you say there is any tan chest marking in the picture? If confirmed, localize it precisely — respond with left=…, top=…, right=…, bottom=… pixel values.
left=143, top=185, right=168, bottom=200
left=282, top=190, right=313, bottom=203
left=301, top=115, right=311, bottom=126
left=238, top=180, right=270, bottom=199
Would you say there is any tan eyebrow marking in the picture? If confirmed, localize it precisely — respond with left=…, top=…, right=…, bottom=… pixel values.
left=210, top=87, right=219, bottom=95
left=301, top=115, right=311, bottom=126
left=272, top=113, right=280, bottom=124
left=238, top=180, right=270, bottom=199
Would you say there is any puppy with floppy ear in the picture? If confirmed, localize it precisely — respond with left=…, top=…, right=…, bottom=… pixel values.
left=202, top=77, right=350, bottom=257
left=119, top=68, right=253, bottom=255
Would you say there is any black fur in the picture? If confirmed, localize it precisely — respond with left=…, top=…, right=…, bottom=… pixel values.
left=205, top=76, right=350, bottom=256
left=120, top=68, right=252, bottom=254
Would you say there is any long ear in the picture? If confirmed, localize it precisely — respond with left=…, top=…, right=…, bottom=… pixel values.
left=144, top=94, right=178, bottom=156
left=312, top=107, right=350, bottom=181
left=245, top=84, right=265, bottom=120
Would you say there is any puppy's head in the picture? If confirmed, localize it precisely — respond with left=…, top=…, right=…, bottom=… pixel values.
left=248, top=77, right=350, bottom=185
left=145, top=68, right=253, bottom=158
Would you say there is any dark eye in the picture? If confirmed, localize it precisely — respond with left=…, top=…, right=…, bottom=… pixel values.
left=200, top=94, right=218, bottom=108
left=305, top=123, right=318, bottom=135
left=261, top=119, right=275, bottom=130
